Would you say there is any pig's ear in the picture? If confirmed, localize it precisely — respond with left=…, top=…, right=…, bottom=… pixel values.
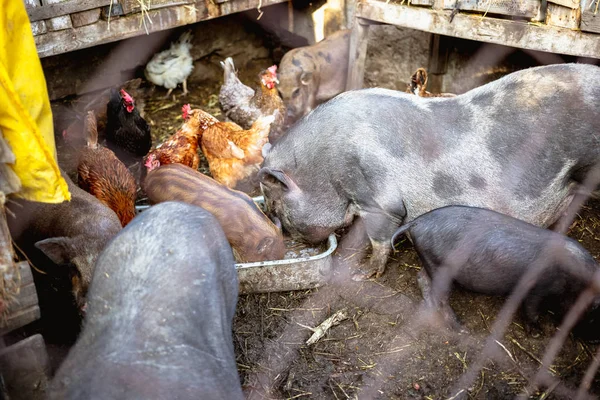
left=258, top=168, right=300, bottom=193
left=270, top=215, right=283, bottom=231
left=256, top=237, right=275, bottom=255
left=35, top=237, right=74, bottom=265
left=300, top=71, right=313, bottom=86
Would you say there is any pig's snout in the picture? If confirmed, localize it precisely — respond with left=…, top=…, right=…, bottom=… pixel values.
left=292, top=224, right=332, bottom=245
left=79, top=302, right=88, bottom=316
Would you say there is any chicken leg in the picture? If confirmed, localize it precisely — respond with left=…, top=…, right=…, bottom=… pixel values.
left=182, top=78, right=189, bottom=96
left=164, top=88, right=173, bottom=98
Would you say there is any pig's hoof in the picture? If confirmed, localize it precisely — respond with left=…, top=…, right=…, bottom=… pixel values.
left=351, top=269, right=376, bottom=281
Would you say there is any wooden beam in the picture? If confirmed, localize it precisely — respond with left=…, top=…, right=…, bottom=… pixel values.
left=34, top=0, right=288, bottom=58
left=346, top=17, right=370, bottom=90
left=27, top=0, right=112, bottom=22
left=355, top=0, right=600, bottom=60
left=443, top=0, right=541, bottom=18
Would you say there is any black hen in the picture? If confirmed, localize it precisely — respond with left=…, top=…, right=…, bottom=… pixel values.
left=105, top=88, right=152, bottom=165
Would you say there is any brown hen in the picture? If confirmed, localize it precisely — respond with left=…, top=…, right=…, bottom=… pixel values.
left=144, top=104, right=208, bottom=172
left=77, top=111, right=137, bottom=227
left=197, top=108, right=275, bottom=194
left=406, top=68, right=456, bottom=98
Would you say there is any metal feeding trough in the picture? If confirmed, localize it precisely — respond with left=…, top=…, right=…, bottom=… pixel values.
left=135, top=197, right=337, bottom=294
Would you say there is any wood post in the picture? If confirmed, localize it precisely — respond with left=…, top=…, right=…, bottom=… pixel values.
left=427, top=34, right=450, bottom=94
left=346, top=17, right=370, bottom=91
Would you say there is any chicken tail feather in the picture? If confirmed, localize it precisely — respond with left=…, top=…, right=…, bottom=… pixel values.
left=220, top=57, right=240, bottom=84
left=177, top=30, right=193, bottom=47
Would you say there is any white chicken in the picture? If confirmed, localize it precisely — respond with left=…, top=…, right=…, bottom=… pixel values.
left=145, top=31, right=194, bottom=97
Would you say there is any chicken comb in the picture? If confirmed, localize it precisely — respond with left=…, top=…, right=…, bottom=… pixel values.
left=182, top=104, right=191, bottom=120
left=119, top=89, right=134, bottom=105
left=144, top=154, right=156, bottom=169
left=267, top=65, right=278, bottom=76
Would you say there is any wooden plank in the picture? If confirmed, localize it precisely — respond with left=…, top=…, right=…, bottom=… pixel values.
left=119, top=0, right=194, bottom=15
left=581, top=6, right=600, bottom=33
left=44, top=0, right=73, bottom=31
left=27, top=0, right=111, bottom=22
left=1, top=262, right=39, bottom=335
left=71, top=8, right=102, bottom=27
left=36, top=5, right=202, bottom=58
left=0, top=334, right=50, bottom=400
left=548, top=0, right=579, bottom=9
left=0, top=307, right=40, bottom=336
left=5, top=284, right=38, bottom=315
left=546, top=2, right=581, bottom=28
left=100, top=2, right=125, bottom=19
left=443, top=0, right=541, bottom=18
left=411, top=0, right=435, bottom=6
left=356, top=0, right=600, bottom=59
left=30, top=21, right=48, bottom=36
left=427, top=33, right=450, bottom=93
left=24, top=0, right=48, bottom=36
left=346, top=17, right=370, bottom=90
left=34, top=0, right=288, bottom=58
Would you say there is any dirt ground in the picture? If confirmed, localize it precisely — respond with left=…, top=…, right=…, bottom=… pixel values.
left=38, top=63, right=600, bottom=400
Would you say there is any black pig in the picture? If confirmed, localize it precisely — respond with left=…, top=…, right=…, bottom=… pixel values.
left=260, top=63, right=600, bottom=280
left=48, top=202, right=244, bottom=399
left=391, top=205, right=600, bottom=339
left=7, top=170, right=121, bottom=342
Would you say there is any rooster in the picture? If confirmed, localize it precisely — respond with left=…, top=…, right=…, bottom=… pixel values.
left=219, top=58, right=286, bottom=143
left=105, top=88, right=152, bottom=166
left=406, top=68, right=456, bottom=98
left=77, top=111, right=137, bottom=227
left=145, top=31, right=194, bottom=98
left=144, top=104, right=207, bottom=173
left=62, top=79, right=145, bottom=148
left=197, top=108, right=275, bottom=194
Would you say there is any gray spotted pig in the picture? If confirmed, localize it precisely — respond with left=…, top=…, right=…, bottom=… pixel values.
left=260, top=63, right=600, bottom=280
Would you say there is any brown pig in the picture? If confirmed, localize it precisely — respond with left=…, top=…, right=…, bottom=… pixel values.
left=143, top=163, right=286, bottom=263
left=277, top=29, right=350, bottom=125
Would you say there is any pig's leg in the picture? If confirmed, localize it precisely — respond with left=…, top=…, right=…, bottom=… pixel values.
left=351, top=211, right=401, bottom=281
left=335, top=217, right=370, bottom=271
left=417, top=267, right=436, bottom=309
left=521, top=292, right=545, bottom=337
left=417, top=266, right=464, bottom=332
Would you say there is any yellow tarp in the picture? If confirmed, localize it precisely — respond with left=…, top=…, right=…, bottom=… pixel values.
left=0, top=0, right=69, bottom=203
